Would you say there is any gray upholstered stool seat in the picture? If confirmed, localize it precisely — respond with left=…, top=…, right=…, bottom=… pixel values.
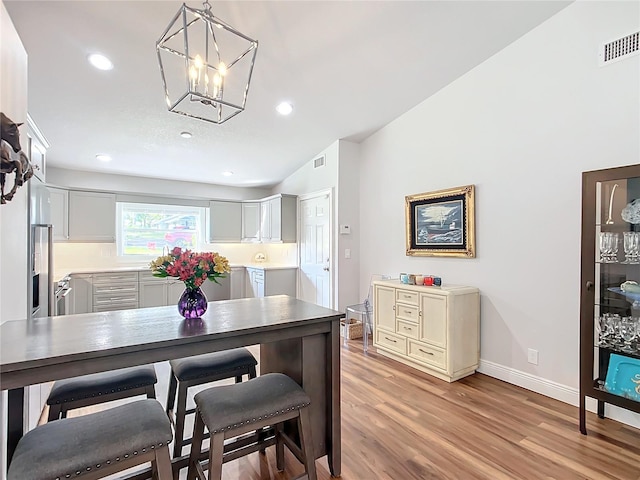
left=47, top=365, right=157, bottom=421
left=8, top=399, right=173, bottom=480
left=166, top=347, right=257, bottom=458
left=187, top=373, right=317, bottom=480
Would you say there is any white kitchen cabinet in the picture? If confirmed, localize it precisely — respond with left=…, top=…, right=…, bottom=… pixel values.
left=373, top=280, right=479, bottom=382
left=241, top=202, right=260, bottom=242
left=92, top=271, right=138, bottom=312
left=167, top=280, right=186, bottom=305
left=68, top=191, right=116, bottom=242
left=209, top=200, right=242, bottom=242
left=69, top=274, right=93, bottom=314
left=139, top=272, right=168, bottom=308
left=230, top=266, right=245, bottom=299
left=260, top=195, right=297, bottom=243
left=48, top=187, right=69, bottom=241
left=245, top=267, right=297, bottom=298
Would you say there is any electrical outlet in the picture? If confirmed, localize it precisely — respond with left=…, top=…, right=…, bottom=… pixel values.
left=344, top=249, right=351, bottom=259
left=527, top=348, right=539, bottom=365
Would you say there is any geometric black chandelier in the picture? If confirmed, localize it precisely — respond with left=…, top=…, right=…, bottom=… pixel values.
left=156, top=1, right=258, bottom=124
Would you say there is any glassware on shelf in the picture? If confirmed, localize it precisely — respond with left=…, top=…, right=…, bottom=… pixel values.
left=599, top=232, right=620, bottom=263
left=619, top=316, right=638, bottom=353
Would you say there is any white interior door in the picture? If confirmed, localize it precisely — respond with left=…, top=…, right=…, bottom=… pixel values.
left=298, top=192, right=331, bottom=308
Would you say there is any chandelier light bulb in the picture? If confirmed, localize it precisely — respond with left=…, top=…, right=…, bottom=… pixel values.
left=218, top=62, right=227, bottom=76
left=194, top=55, right=203, bottom=69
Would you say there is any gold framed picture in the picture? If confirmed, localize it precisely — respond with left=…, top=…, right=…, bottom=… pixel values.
left=405, top=185, right=475, bottom=258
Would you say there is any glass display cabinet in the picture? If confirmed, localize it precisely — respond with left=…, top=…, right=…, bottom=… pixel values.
left=580, top=164, right=640, bottom=434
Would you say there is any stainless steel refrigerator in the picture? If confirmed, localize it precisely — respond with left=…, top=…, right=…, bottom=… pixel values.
left=28, top=177, right=53, bottom=319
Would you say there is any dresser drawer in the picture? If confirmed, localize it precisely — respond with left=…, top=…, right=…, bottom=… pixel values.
left=396, top=319, right=419, bottom=339
left=93, top=282, right=138, bottom=295
left=395, top=303, right=419, bottom=322
left=408, top=340, right=446, bottom=369
left=395, top=289, right=418, bottom=306
left=375, top=330, right=406, bottom=354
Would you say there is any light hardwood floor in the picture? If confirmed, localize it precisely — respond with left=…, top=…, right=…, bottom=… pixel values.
left=59, top=341, right=640, bottom=480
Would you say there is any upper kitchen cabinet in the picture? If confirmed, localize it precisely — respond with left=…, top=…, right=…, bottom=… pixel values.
left=260, top=194, right=297, bottom=243
left=26, top=114, right=49, bottom=183
left=48, top=187, right=69, bottom=241
left=68, top=191, right=116, bottom=242
left=209, top=200, right=242, bottom=243
left=242, top=202, right=260, bottom=242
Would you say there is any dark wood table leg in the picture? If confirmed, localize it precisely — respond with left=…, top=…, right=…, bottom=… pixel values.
left=597, top=399, right=605, bottom=419
left=7, top=388, right=24, bottom=467
left=579, top=393, right=587, bottom=435
left=327, top=320, right=341, bottom=477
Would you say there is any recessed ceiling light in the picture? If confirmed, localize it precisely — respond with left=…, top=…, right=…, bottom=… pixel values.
left=276, top=102, right=293, bottom=116
left=180, top=131, right=192, bottom=138
left=95, top=154, right=112, bottom=162
left=88, top=53, right=113, bottom=71
left=222, top=171, right=234, bottom=177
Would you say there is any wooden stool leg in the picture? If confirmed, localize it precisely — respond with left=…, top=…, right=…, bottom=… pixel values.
left=249, top=365, right=257, bottom=379
left=173, top=382, right=188, bottom=458
left=146, top=384, right=157, bottom=399
left=298, top=407, right=317, bottom=480
left=166, top=374, right=177, bottom=414
left=275, top=423, right=285, bottom=471
left=154, top=446, right=173, bottom=480
left=208, top=432, right=225, bottom=480
left=47, top=404, right=62, bottom=422
left=187, top=411, right=206, bottom=480
left=235, top=375, right=242, bottom=383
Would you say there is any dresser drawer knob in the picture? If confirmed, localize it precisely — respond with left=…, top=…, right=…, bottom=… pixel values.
left=385, top=336, right=397, bottom=343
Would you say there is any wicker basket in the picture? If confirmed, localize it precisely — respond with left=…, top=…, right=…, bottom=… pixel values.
left=340, top=318, right=363, bottom=340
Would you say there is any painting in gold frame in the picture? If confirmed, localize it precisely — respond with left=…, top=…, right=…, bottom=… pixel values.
left=405, top=185, right=475, bottom=258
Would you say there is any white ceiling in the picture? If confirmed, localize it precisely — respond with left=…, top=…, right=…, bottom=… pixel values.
left=5, top=1, right=570, bottom=188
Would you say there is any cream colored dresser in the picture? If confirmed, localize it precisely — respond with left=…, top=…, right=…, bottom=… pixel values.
left=373, top=280, right=480, bottom=382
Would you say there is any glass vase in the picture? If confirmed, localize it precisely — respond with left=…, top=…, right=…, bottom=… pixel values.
left=177, top=286, right=207, bottom=319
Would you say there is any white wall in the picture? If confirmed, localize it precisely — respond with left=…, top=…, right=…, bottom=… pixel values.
left=273, top=140, right=363, bottom=310
left=0, top=1, right=28, bottom=474
left=359, top=0, right=639, bottom=423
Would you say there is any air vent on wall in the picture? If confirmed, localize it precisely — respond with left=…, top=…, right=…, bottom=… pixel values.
left=600, top=31, right=639, bottom=66
left=313, top=155, right=326, bottom=168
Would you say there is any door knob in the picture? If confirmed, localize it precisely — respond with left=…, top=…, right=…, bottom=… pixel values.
left=323, top=267, right=330, bottom=271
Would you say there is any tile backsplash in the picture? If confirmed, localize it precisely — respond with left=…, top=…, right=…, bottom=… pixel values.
left=54, top=242, right=297, bottom=272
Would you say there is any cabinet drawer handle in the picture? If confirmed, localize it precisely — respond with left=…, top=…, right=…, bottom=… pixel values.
left=384, top=336, right=397, bottom=343
left=403, top=294, right=411, bottom=298
left=404, top=310, right=412, bottom=314
left=418, top=348, right=434, bottom=356
left=403, top=326, right=412, bottom=331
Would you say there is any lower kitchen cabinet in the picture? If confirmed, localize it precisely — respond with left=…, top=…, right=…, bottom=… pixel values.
left=69, top=274, right=93, bottom=314
left=245, top=267, right=297, bottom=298
left=139, top=271, right=231, bottom=307
left=373, top=279, right=480, bottom=382
left=92, top=271, right=138, bottom=312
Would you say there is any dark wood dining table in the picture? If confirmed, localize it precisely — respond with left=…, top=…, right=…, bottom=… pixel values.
left=0, top=295, right=342, bottom=477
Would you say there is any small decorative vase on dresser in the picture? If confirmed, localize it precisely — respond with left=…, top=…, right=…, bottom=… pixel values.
left=372, top=279, right=480, bottom=382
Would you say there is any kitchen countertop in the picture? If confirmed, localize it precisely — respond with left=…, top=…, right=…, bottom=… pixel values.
left=54, top=263, right=298, bottom=283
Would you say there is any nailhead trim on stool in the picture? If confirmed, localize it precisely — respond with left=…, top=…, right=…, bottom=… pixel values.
left=166, top=347, right=257, bottom=458
left=187, top=373, right=317, bottom=480
left=8, top=399, right=173, bottom=480
left=46, top=365, right=157, bottom=421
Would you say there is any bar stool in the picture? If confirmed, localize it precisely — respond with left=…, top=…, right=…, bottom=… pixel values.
left=47, top=365, right=157, bottom=421
left=166, top=347, right=258, bottom=457
left=187, top=373, right=317, bottom=480
left=8, top=399, right=173, bottom=480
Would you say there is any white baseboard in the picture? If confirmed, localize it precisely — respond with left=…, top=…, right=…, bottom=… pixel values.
left=478, top=359, right=640, bottom=430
